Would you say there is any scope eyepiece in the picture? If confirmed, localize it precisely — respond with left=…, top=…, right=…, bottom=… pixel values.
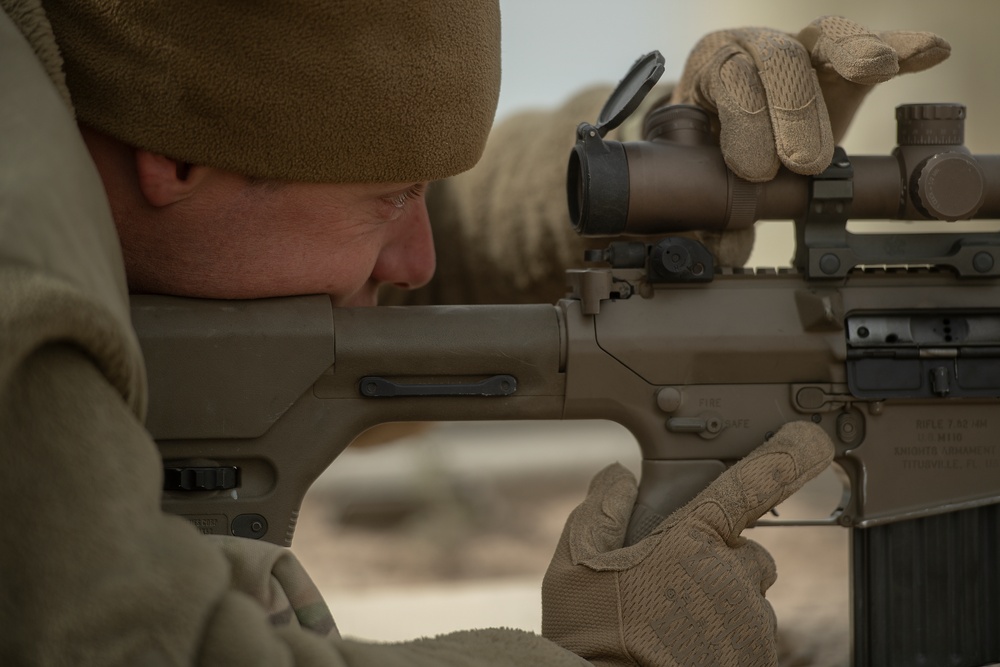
left=567, top=123, right=630, bottom=236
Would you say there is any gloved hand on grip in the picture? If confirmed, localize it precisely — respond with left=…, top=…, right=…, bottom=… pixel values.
left=541, top=422, right=834, bottom=667
left=671, top=16, right=951, bottom=182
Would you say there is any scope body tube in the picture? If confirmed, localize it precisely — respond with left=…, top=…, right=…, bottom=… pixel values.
left=570, top=102, right=1000, bottom=237
left=579, top=142, right=1000, bottom=236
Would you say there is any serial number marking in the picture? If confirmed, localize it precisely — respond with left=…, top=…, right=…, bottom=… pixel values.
left=894, top=429, right=998, bottom=470
left=895, top=445, right=997, bottom=457
left=909, top=418, right=991, bottom=445
left=902, top=459, right=979, bottom=470
left=915, top=419, right=989, bottom=429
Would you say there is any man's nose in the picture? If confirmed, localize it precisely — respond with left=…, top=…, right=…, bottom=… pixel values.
left=371, top=200, right=436, bottom=290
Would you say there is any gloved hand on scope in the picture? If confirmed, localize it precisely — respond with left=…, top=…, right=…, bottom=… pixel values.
left=541, top=422, right=834, bottom=667
left=671, top=16, right=951, bottom=182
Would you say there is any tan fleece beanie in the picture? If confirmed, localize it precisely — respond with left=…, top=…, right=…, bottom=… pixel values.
left=41, top=0, right=501, bottom=183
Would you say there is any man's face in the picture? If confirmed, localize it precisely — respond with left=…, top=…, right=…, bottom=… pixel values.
left=116, top=172, right=436, bottom=307
left=80, top=126, right=437, bottom=305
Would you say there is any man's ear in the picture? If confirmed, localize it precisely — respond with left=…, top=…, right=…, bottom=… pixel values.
left=134, top=149, right=207, bottom=207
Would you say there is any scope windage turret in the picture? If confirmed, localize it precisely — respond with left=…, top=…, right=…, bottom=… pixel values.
left=567, top=101, right=1000, bottom=238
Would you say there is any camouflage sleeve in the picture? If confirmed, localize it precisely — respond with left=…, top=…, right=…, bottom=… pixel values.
left=383, top=82, right=754, bottom=307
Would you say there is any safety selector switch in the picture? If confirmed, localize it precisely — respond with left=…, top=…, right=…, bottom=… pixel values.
left=666, top=415, right=723, bottom=438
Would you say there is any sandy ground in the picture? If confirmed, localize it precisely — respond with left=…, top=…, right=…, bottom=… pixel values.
left=291, top=420, right=850, bottom=666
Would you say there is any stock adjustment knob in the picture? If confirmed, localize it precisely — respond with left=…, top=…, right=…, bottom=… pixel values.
left=163, top=466, right=238, bottom=492
left=915, top=152, right=985, bottom=221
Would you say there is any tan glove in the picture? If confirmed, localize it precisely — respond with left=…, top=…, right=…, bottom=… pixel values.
left=541, top=422, right=834, bottom=667
left=671, top=16, right=951, bottom=182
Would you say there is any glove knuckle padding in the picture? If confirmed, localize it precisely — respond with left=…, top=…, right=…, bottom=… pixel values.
left=717, top=53, right=766, bottom=112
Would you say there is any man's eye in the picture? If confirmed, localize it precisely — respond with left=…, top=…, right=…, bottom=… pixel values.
left=385, top=192, right=409, bottom=209
left=382, top=184, right=427, bottom=210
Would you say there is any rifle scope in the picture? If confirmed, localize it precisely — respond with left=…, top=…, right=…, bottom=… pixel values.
left=568, top=103, right=1000, bottom=236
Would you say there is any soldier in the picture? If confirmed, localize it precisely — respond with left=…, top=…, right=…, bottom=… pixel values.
left=0, top=1, right=946, bottom=665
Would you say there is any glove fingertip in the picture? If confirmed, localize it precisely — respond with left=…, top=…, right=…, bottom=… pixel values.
left=768, top=421, right=836, bottom=480
left=834, top=51, right=899, bottom=86
left=563, top=463, right=643, bottom=567
left=899, top=45, right=952, bottom=75
left=881, top=32, right=952, bottom=74
left=772, top=111, right=835, bottom=177
left=578, top=463, right=638, bottom=527
left=725, top=152, right=780, bottom=183
left=588, top=462, right=637, bottom=495
left=719, top=120, right=780, bottom=182
left=802, top=16, right=899, bottom=83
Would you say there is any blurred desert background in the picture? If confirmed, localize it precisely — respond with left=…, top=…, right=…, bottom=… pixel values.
left=291, top=2, right=1000, bottom=665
